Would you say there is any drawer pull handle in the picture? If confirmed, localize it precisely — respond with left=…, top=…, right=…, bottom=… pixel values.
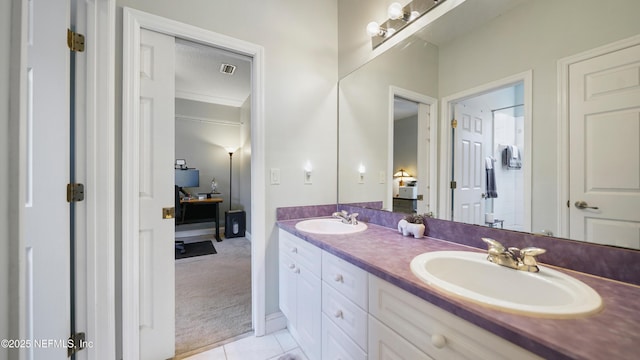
left=291, top=247, right=298, bottom=253
left=334, top=310, right=343, bottom=319
left=288, top=263, right=295, bottom=269
left=431, top=334, right=447, bottom=349
left=334, top=274, right=344, bottom=282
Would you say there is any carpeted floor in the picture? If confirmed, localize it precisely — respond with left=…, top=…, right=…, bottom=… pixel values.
left=175, top=235, right=252, bottom=355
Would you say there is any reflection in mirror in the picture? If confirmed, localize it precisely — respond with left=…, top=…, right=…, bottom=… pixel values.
left=338, top=0, right=640, bottom=249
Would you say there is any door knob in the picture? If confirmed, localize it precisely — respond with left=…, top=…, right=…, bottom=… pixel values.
left=574, top=201, right=598, bottom=210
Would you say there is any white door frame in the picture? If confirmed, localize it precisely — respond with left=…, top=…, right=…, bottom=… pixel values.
left=439, top=70, right=532, bottom=231
left=122, top=8, right=266, bottom=359
left=12, top=0, right=116, bottom=358
left=388, top=87, right=438, bottom=214
left=557, top=34, right=640, bottom=239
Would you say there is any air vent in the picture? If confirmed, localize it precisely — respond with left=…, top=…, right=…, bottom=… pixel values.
left=220, top=63, right=236, bottom=75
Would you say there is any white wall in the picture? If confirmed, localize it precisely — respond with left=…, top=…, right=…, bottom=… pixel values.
left=115, top=0, right=338, bottom=322
left=239, top=96, right=252, bottom=234
left=1, top=0, right=11, bottom=356
left=438, top=0, right=640, bottom=234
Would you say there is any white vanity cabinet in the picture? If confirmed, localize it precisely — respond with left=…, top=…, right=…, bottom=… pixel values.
left=321, top=251, right=368, bottom=360
left=279, top=229, right=540, bottom=360
left=278, top=230, right=322, bottom=360
left=368, top=275, right=541, bottom=360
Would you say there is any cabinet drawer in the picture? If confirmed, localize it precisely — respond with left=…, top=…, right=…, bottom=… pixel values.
left=279, top=229, right=321, bottom=276
left=369, top=315, right=431, bottom=360
left=322, top=250, right=368, bottom=310
left=369, top=275, right=541, bottom=360
left=322, top=281, right=368, bottom=350
left=322, top=314, right=367, bottom=360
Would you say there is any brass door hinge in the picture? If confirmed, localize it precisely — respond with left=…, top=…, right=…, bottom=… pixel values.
left=67, top=29, right=85, bottom=52
left=451, top=119, right=457, bottom=128
left=163, top=207, right=175, bottom=219
left=450, top=181, right=457, bottom=189
left=67, top=183, right=85, bottom=202
left=67, top=332, right=86, bottom=357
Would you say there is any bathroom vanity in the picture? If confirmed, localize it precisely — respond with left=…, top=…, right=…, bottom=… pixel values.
left=276, top=215, right=640, bottom=360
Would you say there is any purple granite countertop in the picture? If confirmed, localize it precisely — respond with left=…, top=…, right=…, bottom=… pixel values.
left=277, top=218, right=640, bottom=360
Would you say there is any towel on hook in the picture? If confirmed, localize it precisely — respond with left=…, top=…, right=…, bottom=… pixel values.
left=485, top=157, right=498, bottom=198
left=503, top=145, right=522, bottom=169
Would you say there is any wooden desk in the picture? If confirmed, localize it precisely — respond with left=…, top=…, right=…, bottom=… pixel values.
left=179, top=197, right=223, bottom=241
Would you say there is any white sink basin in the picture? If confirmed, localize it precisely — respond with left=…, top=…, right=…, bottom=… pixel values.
left=295, top=218, right=367, bottom=235
left=410, top=251, right=602, bottom=318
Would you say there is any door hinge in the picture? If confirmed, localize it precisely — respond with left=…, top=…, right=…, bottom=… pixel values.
left=451, top=119, right=457, bottom=129
left=450, top=181, right=457, bottom=189
left=67, top=29, right=85, bottom=52
left=67, top=183, right=85, bottom=202
left=67, top=332, right=86, bottom=357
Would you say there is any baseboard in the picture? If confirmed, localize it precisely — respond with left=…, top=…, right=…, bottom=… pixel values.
left=245, top=231, right=252, bottom=241
left=175, top=228, right=214, bottom=238
left=265, top=311, right=287, bottom=334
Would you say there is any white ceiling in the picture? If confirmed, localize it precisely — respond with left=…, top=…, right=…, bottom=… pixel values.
left=175, top=38, right=251, bottom=108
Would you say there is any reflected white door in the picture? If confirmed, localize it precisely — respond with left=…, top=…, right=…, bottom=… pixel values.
left=453, top=103, right=489, bottom=224
left=138, top=29, right=176, bottom=359
left=416, top=103, right=431, bottom=214
left=25, top=0, right=71, bottom=358
left=569, top=43, right=640, bottom=249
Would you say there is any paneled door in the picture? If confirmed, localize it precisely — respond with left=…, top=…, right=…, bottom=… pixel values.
left=569, top=43, right=640, bottom=249
left=138, top=28, right=176, bottom=359
left=453, top=103, right=489, bottom=224
left=24, top=0, right=71, bottom=358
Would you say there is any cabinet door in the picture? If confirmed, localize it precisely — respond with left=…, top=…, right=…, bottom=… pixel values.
left=297, top=264, right=322, bottom=360
left=279, top=251, right=297, bottom=323
left=369, top=316, right=432, bottom=360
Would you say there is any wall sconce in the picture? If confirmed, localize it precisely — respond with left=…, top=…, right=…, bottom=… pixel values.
left=358, top=164, right=366, bottom=184
left=304, top=161, right=313, bottom=185
left=367, top=0, right=445, bottom=49
left=393, top=169, right=411, bottom=186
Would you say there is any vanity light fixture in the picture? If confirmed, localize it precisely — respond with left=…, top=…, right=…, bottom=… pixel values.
left=358, top=164, right=366, bottom=184
left=367, top=0, right=446, bottom=49
left=304, top=161, right=313, bottom=185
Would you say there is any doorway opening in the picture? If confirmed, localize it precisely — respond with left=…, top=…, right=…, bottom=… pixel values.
left=440, top=71, right=532, bottom=232
left=121, top=8, right=266, bottom=360
left=173, top=38, right=253, bottom=355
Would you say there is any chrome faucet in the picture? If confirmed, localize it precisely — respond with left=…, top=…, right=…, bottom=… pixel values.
left=332, top=210, right=359, bottom=225
left=481, top=238, right=546, bottom=273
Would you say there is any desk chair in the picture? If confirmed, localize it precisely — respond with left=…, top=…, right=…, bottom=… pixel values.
left=175, top=186, right=186, bottom=254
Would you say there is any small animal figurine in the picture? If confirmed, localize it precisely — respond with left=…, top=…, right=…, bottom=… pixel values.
left=397, top=219, right=425, bottom=239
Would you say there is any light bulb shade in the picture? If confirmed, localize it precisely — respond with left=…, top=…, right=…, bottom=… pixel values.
left=388, top=2, right=404, bottom=20
left=393, top=169, right=411, bottom=177
left=366, top=21, right=381, bottom=37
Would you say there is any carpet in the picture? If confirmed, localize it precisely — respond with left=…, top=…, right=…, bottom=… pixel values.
left=175, top=236, right=252, bottom=355
left=175, top=240, right=217, bottom=259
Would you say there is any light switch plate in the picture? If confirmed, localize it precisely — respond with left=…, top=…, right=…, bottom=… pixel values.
left=270, top=168, right=280, bottom=185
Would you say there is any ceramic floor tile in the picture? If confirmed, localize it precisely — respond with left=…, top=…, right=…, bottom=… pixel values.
left=268, top=347, right=309, bottom=360
left=273, top=329, right=298, bottom=352
left=223, top=334, right=283, bottom=360
left=183, top=345, right=227, bottom=360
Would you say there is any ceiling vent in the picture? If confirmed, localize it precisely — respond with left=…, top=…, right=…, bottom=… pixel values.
left=219, top=63, right=236, bottom=75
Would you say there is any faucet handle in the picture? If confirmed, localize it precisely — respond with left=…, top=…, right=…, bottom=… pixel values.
left=481, top=238, right=506, bottom=255
left=520, top=247, right=546, bottom=266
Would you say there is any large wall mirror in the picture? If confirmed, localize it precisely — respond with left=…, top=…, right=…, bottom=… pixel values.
left=338, top=0, right=640, bottom=249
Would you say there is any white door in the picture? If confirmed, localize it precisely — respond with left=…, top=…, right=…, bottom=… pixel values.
left=25, top=0, right=71, bottom=358
left=453, top=103, right=489, bottom=224
left=569, top=43, right=640, bottom=249
left=416, top=103, right=430, bottom=214
left=138, top=29, right=176, bottom=359
left=296, top=265, right=321, bottom=360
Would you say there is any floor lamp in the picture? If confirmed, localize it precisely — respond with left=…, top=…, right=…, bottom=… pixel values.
left=226, top=147, right=235, bottom=211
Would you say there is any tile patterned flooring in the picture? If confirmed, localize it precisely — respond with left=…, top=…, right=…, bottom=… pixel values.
left=183, top=329, right=308, bottom=360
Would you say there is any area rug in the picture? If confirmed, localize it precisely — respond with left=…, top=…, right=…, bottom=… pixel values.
left=175, top=240, right=217, bottom=259
left=175, top=236, right=252, bottom=355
